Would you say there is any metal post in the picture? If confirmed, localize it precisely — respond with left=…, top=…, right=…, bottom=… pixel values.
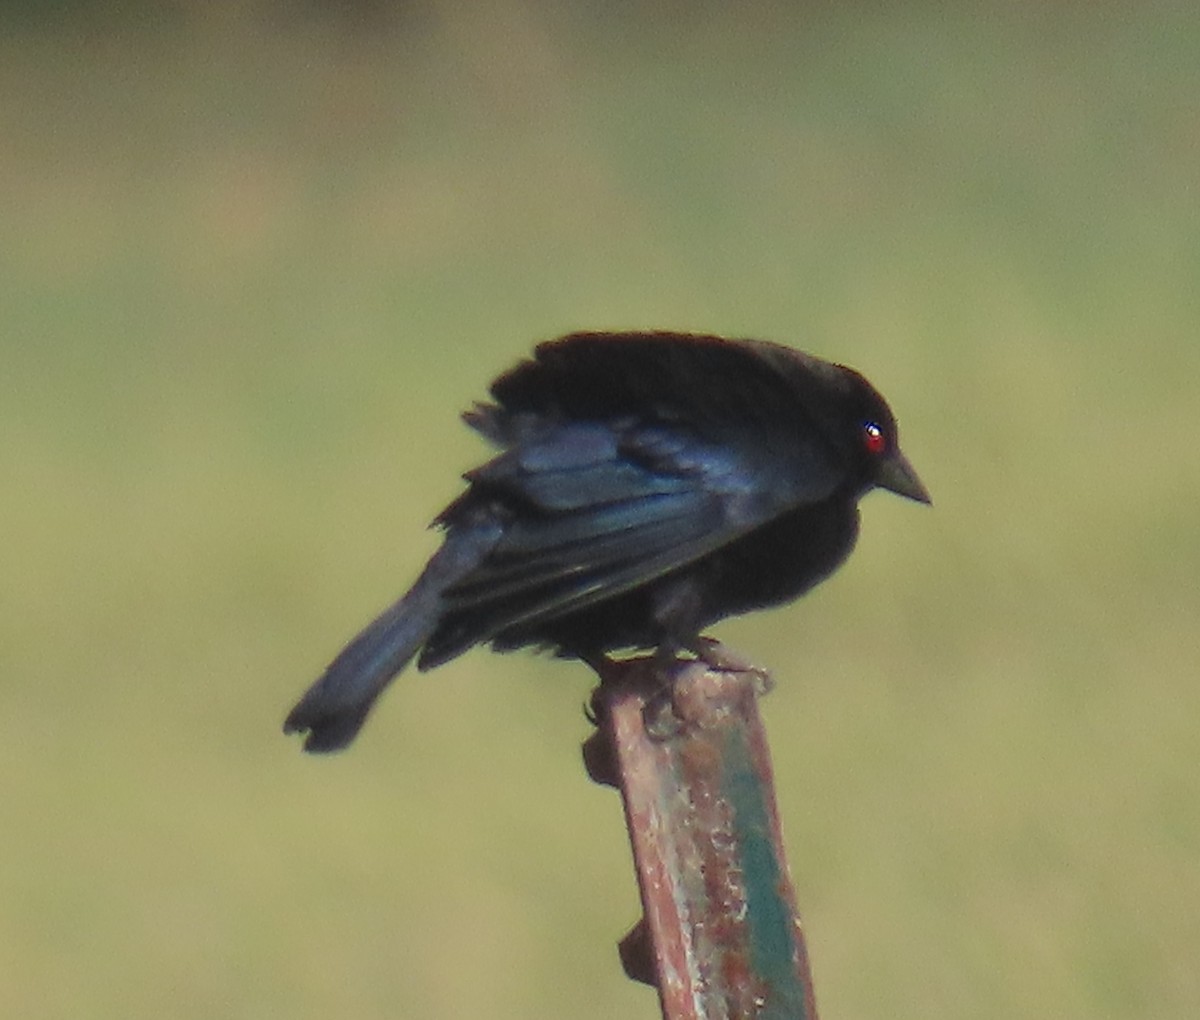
left=583, top=658, right=820, bottom=1020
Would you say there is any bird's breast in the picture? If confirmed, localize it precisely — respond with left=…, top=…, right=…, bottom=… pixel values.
left=701, top=499, right=860, bottom=618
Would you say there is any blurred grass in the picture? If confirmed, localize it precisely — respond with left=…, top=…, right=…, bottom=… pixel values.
left=2, top=2, right=1199, bottom=1017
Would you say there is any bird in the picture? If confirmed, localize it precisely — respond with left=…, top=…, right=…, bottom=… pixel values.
left=284, top=331, right=930, bottom=752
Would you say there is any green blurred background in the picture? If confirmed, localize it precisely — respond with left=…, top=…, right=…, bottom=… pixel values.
left=4, top=2, right=1198, bottom=1017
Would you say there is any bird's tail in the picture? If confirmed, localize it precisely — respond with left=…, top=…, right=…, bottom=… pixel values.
left=284, top=522, right=498, bottom=753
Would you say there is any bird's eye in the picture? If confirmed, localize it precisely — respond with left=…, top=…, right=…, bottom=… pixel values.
left=862, top=421, right=886, bottom=455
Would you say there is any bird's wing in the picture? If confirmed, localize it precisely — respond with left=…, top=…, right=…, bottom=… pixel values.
left=419, top=419, right=839, bottom=665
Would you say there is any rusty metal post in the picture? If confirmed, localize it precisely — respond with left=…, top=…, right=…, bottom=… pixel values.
left=582, top=657, right=820, bottom=1020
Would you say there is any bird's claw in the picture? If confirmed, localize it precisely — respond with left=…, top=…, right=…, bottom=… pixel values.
left=642, top=684, right=685, bottom=740
left=691, top=636, right=774, bottom=694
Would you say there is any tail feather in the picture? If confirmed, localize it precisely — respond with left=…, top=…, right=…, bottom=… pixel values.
left=284, top=593, right=436, bottom=752
left=284, top=520, right=501, bottom=753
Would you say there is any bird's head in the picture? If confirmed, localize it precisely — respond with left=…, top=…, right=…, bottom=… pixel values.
left=831, top=365, right=931, bottom=505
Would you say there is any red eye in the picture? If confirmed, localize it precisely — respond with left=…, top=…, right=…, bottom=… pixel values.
left=862, top=421, right=886, bottom=455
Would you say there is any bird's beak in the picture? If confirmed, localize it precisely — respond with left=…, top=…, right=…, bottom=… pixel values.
left=876, top=451, right=932, bottom=505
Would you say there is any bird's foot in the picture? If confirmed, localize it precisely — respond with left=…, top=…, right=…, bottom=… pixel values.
left=642, top=681, right=685, bottom=740
left=690, top=636, right=774, bottom=695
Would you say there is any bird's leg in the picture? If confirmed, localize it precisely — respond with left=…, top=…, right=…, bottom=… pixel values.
left=576, top=646, right=681, bottom=735
left=635, top=638, right=688, bottom=739
left=689, top=636, right=774, bottom=696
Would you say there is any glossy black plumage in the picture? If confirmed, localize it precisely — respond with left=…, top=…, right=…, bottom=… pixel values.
left=285, top=332, right=929, bottom=752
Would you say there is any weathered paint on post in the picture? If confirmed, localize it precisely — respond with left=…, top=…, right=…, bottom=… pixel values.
left=583, top=658, right=819, bottom=1020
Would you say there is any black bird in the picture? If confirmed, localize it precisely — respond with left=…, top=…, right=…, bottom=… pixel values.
left=284, top=331, right=929, bottom=752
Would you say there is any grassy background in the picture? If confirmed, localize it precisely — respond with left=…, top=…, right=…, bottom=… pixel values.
left=3, top=2, right=1199, bottom=1017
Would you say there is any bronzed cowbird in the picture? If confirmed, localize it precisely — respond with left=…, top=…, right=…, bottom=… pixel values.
left=285, top=331, right=930, bottom=752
